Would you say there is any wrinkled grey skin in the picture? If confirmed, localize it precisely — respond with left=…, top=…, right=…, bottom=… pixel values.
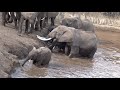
left=18, top=12, right=38, bottom=35
left=21, top=47, right=52, bottom=67
left=46, top=25, right=97, bottom=59
left=61, top=18, right=94, bottom=32
left=81, top=19, right=95, bottom=32
left=61, top=17, right=83, bottom=29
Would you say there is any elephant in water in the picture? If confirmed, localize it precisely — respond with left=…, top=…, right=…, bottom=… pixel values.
left=38, top=25, right=98, bottom=59
left=21, top=46, right=52, bottom=68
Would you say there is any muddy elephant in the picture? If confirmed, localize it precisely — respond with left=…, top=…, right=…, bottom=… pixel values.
left=18, top=12, right=39, bottom=35
left=61, top=18, right=94, bottom=32
left=39, top=25, right=97, bottom=59
left=21, top=46, right=52, bottom=67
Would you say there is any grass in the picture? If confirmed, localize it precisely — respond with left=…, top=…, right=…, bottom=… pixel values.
left=55, top=12, right=120, bottom=28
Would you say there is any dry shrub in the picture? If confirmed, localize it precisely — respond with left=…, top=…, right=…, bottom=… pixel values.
left=55, top=12, right=120, bottom=27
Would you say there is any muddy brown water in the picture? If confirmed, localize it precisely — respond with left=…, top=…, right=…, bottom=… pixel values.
left=10, top=29, right=120, bottom=78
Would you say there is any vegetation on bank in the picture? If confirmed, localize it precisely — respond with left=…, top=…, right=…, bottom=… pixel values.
left=56, top=12, right=120, bottom=27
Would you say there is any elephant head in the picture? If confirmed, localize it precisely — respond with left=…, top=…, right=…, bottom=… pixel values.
left=61, top=17, right=83, bottom=29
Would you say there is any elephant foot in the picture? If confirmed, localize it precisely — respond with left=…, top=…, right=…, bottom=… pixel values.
left=17, top=33, right=22, bottom=36
left=69, top=54, right=73, bottom=58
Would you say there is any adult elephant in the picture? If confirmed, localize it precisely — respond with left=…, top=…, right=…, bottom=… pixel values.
left=38, top=25, right=98, bottom=59
left=41, top=12, right=59, bottom=29
left=61, top=18, right=95, bottom=32
left=81, top=19, right=95, bottom=32
left=2, top=12, right=21, bottom=29
left=21, top=46, right=52, bottom=68
left=34, top=12, right=59, bottom=32
left=61, top=17, right=83, bottom=29
left=11, top=12, right=21, bottom=29
left=18, top=12, right=38, bottom=35
left=1, top=12, right=13, bottom=26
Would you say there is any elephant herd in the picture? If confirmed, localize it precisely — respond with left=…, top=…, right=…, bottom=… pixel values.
left=1, top=12, right=98, bottom=68
left=2, top=12, right=58, bottom=35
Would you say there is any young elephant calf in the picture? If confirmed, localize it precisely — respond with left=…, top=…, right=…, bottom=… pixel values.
left=21, top=47, right=52, bottom=68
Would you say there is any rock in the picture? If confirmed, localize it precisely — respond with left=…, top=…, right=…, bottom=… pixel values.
left=0, top=70, right=9, bottom=78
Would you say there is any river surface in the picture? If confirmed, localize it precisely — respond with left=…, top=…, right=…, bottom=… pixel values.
left=10, top=30, right=120, bottom=78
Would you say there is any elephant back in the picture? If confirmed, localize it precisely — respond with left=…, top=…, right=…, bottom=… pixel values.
left=21, top=12, right=38, bottom=19
left=72, top=30, right=97, bottom=49
left=81, top=19, right=95, bottom=32
left=47, top=12, right=59, bottom=17
left=61, top=17, right=83, bottom=29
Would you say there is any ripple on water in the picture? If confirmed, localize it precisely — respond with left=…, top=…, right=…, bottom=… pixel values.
left=11, top=47, right=120, bottom=78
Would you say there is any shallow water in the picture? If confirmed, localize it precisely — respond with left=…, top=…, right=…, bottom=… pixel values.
left=10, top=27, right=120, bottom=78
left=11, top=47, right=120, bottom=78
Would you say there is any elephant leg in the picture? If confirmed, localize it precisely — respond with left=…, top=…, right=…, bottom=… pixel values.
left=65, top=45, right=71, bottom=56
left=69, top=46, right=79, bottom=58
left=43, top=17, right=48, bottom=28
left=48, top=39, right=57, bottom=51
left=51, top=17, right=55, bottom=26
left=40, top=19, right=43, bottom=30
left=18, top=16, right=24, bottom=34
left=6, top=13, right=10, bottom=23
left=37, top=18, right=41, bottom=31
left=87, top=47, right=97, bottom=59
left=14, top=18, right=18, bottom=29
left=2, top=12, right=7, bottom=26
left=25, top=19, right=29, bottom=33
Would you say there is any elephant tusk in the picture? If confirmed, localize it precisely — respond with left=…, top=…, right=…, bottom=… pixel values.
left=36, top=35, right=52, bottom=41
left=41, top=17, right=45, bottom=20
left=8, top=12, right=11, bottom=16
left=14, top=12, right=17, bottom=17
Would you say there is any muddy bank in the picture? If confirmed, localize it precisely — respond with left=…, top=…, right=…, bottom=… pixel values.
left=0, top=24, right=43, bottom=77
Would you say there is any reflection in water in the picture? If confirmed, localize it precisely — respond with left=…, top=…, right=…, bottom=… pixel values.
left=11, top=47, right=120, bottom=78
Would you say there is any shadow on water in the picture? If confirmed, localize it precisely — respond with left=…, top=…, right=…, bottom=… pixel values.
left=10, top=47, right=120, bottom=78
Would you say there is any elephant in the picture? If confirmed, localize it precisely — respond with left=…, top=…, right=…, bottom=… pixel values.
left=18, top=12, right=39, bottom=35
left=44, top=12, right=59, bottom=26
left=81, top=19, right=95, bottom=32
left=34, top=12, right=47, bottom=31
left=11, top=12, right=21, bottom=29
left=61, top=18, right=95, bottom=32
left=34, top=12, right=59, bottom=31
left=2, top=12, right=21, bottom=29
left=1, top=12, right=14, bottom=26
left=21, top=46, right=52, bottom=67
left=61, top=17, right=83, bottom=29
left=39, top=25, right=97, bottom=59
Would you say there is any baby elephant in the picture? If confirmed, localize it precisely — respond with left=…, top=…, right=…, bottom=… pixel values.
left=21, top=46, right=52, bottom=68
